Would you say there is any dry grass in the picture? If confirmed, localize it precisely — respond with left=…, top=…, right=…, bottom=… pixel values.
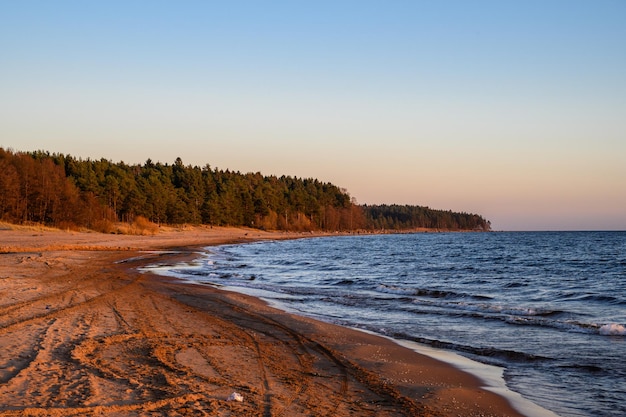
left=0, top=218, right=160, bottom=236
left=127, top=216, right=159, bottom=235
left=0, top=221, right=61, bottom=232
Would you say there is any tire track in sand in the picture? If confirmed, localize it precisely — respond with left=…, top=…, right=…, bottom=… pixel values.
left=0, top=249, right=436, bottom=416
left=152, top=280, right=426, bottom=416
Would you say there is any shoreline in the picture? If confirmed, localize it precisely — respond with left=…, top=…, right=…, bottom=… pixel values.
left=145, top=243, right=560, bottom=417
left=391, top=339, right=560, bottom=417
left=1, top=226, right=529, bottom=416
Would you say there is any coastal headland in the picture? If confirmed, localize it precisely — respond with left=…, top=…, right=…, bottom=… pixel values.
left=0, top=225, right=524, bottom=416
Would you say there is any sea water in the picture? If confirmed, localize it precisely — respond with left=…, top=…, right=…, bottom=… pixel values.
left=144, top=232, right=626, bottom=417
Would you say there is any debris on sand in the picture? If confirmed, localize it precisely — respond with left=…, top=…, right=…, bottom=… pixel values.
left=227, top=392, right=244, bottom=402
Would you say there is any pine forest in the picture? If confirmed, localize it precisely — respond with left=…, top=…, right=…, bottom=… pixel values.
left=0, top=148, right=491, bottom=233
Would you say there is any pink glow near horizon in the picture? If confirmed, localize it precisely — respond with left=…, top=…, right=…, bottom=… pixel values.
left=1, top=1, right=625, bottom=230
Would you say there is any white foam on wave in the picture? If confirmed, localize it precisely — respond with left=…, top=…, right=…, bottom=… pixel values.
left=138, top=251, right=208, bottom=280
left=453, top=301, right=552, bottom=317
left=409, top=297, right=559, bottom=323
left=599, top=323, right=626, bottom=336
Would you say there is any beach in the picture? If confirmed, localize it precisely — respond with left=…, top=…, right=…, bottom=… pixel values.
left=0, top=226, right=525, bottom=416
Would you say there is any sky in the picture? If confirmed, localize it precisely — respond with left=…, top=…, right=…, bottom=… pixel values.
left=1, top=1, right=625, bottom=231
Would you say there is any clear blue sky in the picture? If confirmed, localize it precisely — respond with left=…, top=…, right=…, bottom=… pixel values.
left=1, top=1, right=625, bottom=230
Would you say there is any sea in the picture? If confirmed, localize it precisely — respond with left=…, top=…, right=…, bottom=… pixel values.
left=143, top=231, right=626, bottom=417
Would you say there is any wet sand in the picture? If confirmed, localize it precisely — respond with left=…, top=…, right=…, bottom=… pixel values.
left=0, top=226, right=525, bottom=416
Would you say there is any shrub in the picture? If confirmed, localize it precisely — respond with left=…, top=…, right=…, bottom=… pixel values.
left=131, top=216, right=159, bottom=235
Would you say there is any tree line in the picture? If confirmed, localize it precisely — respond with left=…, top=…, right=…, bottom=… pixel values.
left=0, top=148, right=490, bottom=232
left=363, top=204, right=491, bottom=231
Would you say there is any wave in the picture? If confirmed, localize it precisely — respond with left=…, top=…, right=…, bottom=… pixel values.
left=405, top=295, right=563, bottom=318
left=558, top=363, right=604, bottom=373
left=452, top=302, right=561, bottom=317
left=504, top=282, right=528, bottom=288
left=550, top=291, right=626, bottom=306
left=578, top=294, right=626, bottom=305
left=505, top=316, right=626, bottom=337
left=401, top=299, right=625, bottom=337
left=375, top=284, right=492, bottom=300
left=382, top=330, right=552, bottom=363
left=318, top=278, right=355, bottom=286
left=171, top=269, right=211, bottom=277
left=168, top=267, right=626, bottom=339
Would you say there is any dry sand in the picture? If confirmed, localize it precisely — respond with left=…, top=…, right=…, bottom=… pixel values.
left=0, top=226, right=526, bottom=416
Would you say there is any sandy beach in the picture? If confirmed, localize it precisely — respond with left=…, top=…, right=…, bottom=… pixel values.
left=0, top=226, right=525, bottom=416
